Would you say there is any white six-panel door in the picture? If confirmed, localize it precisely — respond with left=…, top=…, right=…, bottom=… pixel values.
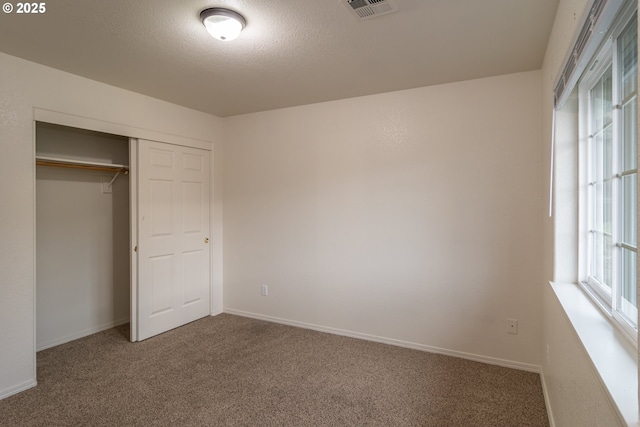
left=136, top=139, right=210, bottom=341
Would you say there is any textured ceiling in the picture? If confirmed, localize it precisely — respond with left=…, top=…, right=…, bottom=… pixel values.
left=0, top=0, right=559, bottom=117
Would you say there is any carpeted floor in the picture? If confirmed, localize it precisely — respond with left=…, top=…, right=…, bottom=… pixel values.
left=0, top=314, right=549, bottom=426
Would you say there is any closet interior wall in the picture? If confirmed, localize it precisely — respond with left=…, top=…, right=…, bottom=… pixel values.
left=35, top=122, right=130, bottom=351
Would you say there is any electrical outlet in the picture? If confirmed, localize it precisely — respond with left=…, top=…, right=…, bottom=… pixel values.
left=261, top=284, right=268, bottom=296
left=507, top=318, right=518, bottom=334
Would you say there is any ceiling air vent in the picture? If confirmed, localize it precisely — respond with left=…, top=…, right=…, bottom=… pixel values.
left=342, top=0, right=399, bottom=20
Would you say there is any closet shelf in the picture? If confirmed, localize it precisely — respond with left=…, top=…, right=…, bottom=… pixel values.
left=35, top=155, right=129, bottom=174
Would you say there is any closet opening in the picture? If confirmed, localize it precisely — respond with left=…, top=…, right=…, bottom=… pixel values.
left=35, top=122, right=131, bottom=350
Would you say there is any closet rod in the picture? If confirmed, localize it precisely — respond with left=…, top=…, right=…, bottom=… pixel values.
left=35, top=156, right=129, bottom=174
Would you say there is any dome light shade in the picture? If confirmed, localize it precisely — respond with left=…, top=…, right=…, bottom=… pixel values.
left=200, top=8, right=246, bottom=41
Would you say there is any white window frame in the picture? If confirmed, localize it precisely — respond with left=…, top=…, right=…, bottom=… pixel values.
left=578, top=3, right=638, bottom=344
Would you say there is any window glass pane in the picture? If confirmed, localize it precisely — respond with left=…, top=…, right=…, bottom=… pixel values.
left=622, top=174, right=637, bottom=247
left=623, top=97, right=637, bottom=171
left=604, top=179, right=612, bottom=235
left=593, top=75, right=604, bottom=131
left=589, top=140, right=596, bottom=182
left=592, top=233, right=603, bottom=282
left=604, top=125, right=613, bottom=179
left=620, top=248, right=637, bottom=328
left=598, top=233, right=614, bottom=288
left=604, top=234, right=613, bottom=288
left=592, top=232, right=613, bottom=289
left=590, top=231, right=597, bottom=275
left=603, top=69, right=613, bottom=126
left=603, top=124, right=613, bottom=234
left=594, top=182, right=604, bottom=232
left=595, top=131, right=604, bottom=182
left=621, top=16, right=638, bottom=99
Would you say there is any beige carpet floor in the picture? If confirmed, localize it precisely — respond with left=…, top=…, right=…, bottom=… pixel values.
left=0, top=314, right=549, bottom=426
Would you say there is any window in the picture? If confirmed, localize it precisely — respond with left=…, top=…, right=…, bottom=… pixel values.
left=579, top=8, right=638, bottom=341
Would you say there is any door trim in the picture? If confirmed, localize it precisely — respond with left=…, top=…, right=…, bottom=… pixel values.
left=129, top=138, right=138, bottom=342
left=34, top=108, right=212, bottom=151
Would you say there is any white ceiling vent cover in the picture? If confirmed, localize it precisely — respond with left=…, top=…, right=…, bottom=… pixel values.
left=342, top=0, right=399, bottom=20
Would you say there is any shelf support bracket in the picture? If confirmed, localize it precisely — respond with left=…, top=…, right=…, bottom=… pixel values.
left=108, top=171, right=121, bottom=189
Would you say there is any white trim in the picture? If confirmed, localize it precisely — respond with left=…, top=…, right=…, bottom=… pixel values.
left=34, top=108, right=212, bottom=151
left=550, top=282, right=638, bottom=426
left=36, top=317, right=130, bottom=352
left=209, top=149, right=221, bottom=316
left=223, top=308, right=541, bottom=373
left=129, top=138, right=138, bottom=343
left=30, top=118, right=38, bottom=395
left=540, top=370, right=557, bottom=427
left=550, top=106, right=556, bottom=218
left=0, top=380, right=38, bottom=400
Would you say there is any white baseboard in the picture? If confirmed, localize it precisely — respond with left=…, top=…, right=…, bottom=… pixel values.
left=540, top=368, right=556, bottom=427
left=36, top=317, right=130, bottom=352
left=0, top=379, right=37, bottom=400
left=210, top=307, right=224, bottom=316
left=223, top=308, right=541, bottom=373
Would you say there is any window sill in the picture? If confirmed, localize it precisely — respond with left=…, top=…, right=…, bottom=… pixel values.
left=550, top=282, right=638, bottom=426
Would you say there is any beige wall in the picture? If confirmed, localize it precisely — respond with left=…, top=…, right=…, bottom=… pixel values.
left=542, top=284, right=622, bottom=426
left=540, top=0, right=630, bottom=425
left=0, top=51, right=223, bottom=398
left=223, top=71, right=543, bottom=368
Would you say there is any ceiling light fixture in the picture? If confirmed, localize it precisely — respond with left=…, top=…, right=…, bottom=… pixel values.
left=200, top=8, right=246, bottom=41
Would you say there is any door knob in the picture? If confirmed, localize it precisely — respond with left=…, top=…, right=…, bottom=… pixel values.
left=204, top=238, right=209, bottom=243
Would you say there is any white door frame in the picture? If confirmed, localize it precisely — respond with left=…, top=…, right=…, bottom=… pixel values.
left=129, top=138, right=138, bottom=342
left=33, top=109, right=215, bottom=347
